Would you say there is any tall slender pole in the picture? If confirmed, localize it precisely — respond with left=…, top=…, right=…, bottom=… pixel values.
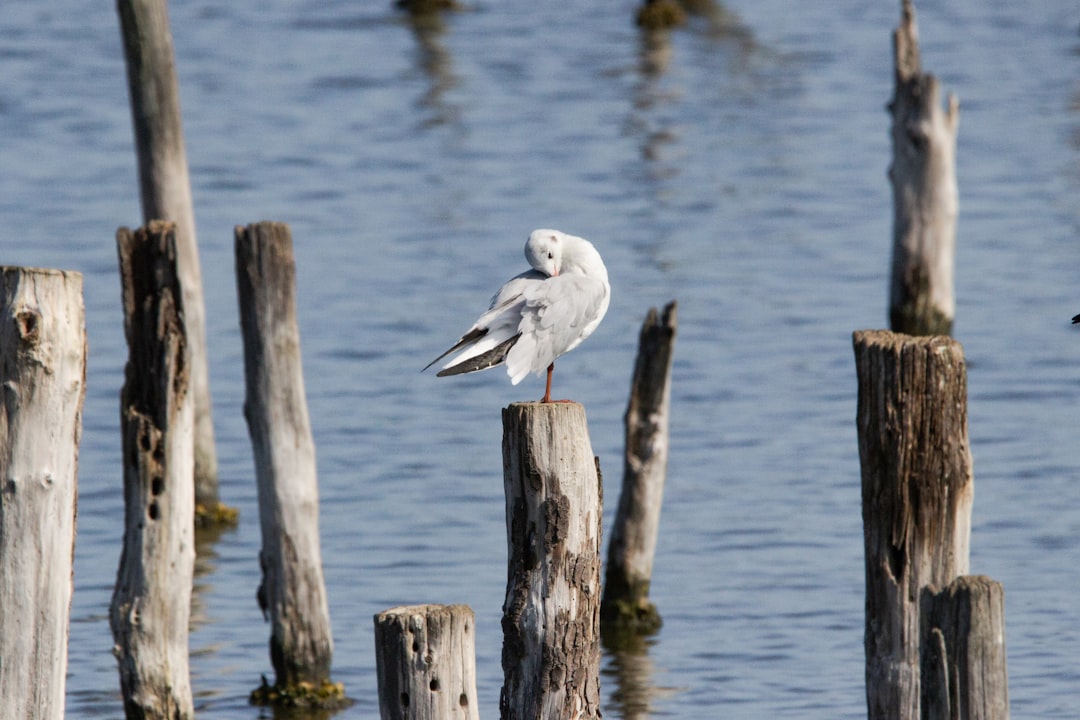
left=235, top=222, right=342, bottom=705
left=116, top=0, right=222, bottom=517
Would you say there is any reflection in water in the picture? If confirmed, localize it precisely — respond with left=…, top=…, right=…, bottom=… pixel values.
left=403, top=8, right=461, bottom=129
left=602, top=632, right=683, bottom=720
left=191, top=522, right=235, bottom=629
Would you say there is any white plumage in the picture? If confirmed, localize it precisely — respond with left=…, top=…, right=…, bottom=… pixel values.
left=424, top=229, right=610, bottom=402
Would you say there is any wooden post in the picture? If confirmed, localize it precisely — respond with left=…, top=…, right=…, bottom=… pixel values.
left=887, top=0, right=959, bottom=336
left=602, top=301, right=676, bottom=639
left=116, top=0, right=224, bottom=518
left=235, top=222, right=342, bottom=706
left=374, top=604, right=480, bottom=720
left=921, top=576, right=1009, bottom=720
left=0, top=268, right=85, bottom=720
left=853, top=329, right=973, bottom=720
left=500, top=402, right=602, bottom=720
left=110, top=222, right=195, bottom=719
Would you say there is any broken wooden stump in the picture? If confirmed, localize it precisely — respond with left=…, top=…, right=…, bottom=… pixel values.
left=0, top=266, right=86, bottom=720
left=887, top=0, right=959, bottom=336
left=374, top=604, right=479, bottom=720
left=110, top=222, right=195, bottom=719
left=602, top=301, right=677, bottom=641
left=501, top=401, right=602, bottom=720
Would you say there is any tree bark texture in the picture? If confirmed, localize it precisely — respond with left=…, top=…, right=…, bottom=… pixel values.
left=111, top=222, right=195, bottom=719
left=235, top=221, right=335, bottom=689
left=854, top=329, right=973, bottom=720
left=0, top=267, right=86, bottom=720
left=921, top=576, right=1009, bottom=720
left=374, top=604, right=480, bottom=720
left=888, top=0, right=959, bottom=336
left=117, top=0, right=218, bottom=506
left=602, top=301, right=677, bottom=638
left=501, top=401, right=602, bottom=720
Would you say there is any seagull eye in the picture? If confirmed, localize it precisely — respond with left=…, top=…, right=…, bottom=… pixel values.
left=547, top=252, right=554, bottom=259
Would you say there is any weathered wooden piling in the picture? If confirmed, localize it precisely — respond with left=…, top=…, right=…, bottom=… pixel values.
left=887, top=0, right=959, bottom=336
left=374, top=604, right=480, bottom=720
left=235, top=221, right=342, bottom=706
left=602, top=301, right=677, bottom=640
left=110, top=222, right=195, bottom=719
left=853, top=329, right=973, bottom=720
left=921, top=576, right=1009, bottom=720
left=0, top=267, right=86, bottom=720
left=117, top=0, right=224, bottom=518
left=500, top=402, right=602, bottom=720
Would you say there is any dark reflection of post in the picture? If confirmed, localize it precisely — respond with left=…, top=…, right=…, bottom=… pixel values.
left=602, top=633, right=659, bottom=720
left=267, top=703, right=340, bottom=720
left=402, top=7, right=461, bottom=129
left=189, top=523, right=233, bottom=629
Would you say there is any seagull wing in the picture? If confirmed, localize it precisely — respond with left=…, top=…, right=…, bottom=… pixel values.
left=504, top=272, right=609, bottom=385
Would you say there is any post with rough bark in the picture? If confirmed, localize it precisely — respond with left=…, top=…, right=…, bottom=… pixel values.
left=374, top=604, right=480, bottom=720
left=602, top=301, right=676, bottom=640
left=501, top=402, right=602, bottom=720
left=887, top=0, right=959, bottom=336
left=235, top=221, right=343, bottom=707
left=921, top=576, right=1009, bottom=720
left=110, top=222, right=195, bottom=719
left=0, top=268, right=86, bottom=720
left=853, top=329, right=974, bottom=720
left=117, top=0, right=227, bottom=522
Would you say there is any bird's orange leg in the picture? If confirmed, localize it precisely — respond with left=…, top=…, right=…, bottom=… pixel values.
left=541, top=362, right=573, bottom=403
left=541, top=363, right=554, bottom=403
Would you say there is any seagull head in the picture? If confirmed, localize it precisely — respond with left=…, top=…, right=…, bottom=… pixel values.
left=524, top=229, right=564, bottom=278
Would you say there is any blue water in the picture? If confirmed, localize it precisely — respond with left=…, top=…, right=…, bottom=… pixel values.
left=2, top=1, right=1079, bottom=717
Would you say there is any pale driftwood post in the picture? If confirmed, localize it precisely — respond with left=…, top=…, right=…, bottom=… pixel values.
left=602, top=301, right=676, bottom=639
left=887, top=0, right=959, bottom=336
left=0, top=268, right=85, bottom=720
left=853, top=330, right=973, bottom=720
left=236, top=222, right=342, bottom=705
left=921, top=576, right=1009, bottom=720
left=117, top=0, right=224, bottom=519
left=110, top=222, right=195, bottom=719
left=374, top=604, right=479, bottom=720
left=501, top=402, right=602, bottom=720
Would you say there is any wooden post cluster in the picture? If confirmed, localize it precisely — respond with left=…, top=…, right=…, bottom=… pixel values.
left=117, top=0, right=221, bottom=514
left=854, top=330, right=1007, bottom=720
left=235, top=222, right=341, bottom=705
left=602, top=301, right=677, bottom=639
left=0, top=267, right=86, bottom=720
left=110, top=222, right=196, bottom=719
left=374, top=604, right=480, bottom=720
left=500, top=402, right=602, bottom=720
left=887, top=0, right=959, bottom=336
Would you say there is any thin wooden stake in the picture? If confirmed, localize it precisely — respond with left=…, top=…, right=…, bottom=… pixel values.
left=501, top=401, right=602, bottom=720
left=117, top=0, right=222, bottom=513
left=235, top=222, right=341, bottom=704
left=602, top=301, right=677, bottom=639
left=0, top=267, right=86, bottom=720
left=853, top=329, right=973, bottom=720
left=374, top=604, right=480, bottom=720
left=111, top=222, right=195, bottom=719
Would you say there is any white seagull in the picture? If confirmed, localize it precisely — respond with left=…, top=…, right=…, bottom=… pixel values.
left=424, top=229, right=610, bottom=403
